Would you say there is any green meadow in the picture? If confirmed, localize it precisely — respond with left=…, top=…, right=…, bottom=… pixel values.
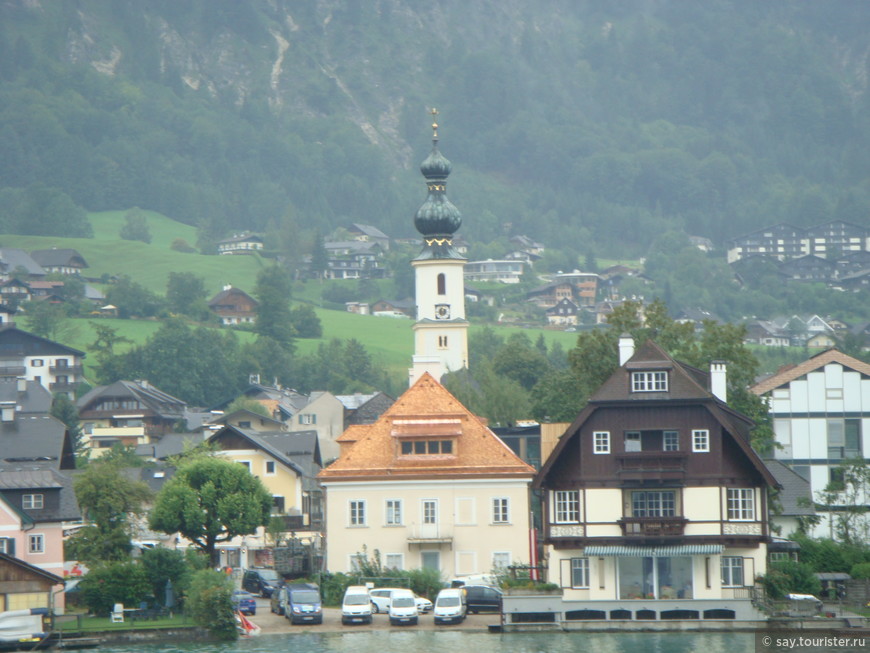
left=3, top=211, right=581, bottom=382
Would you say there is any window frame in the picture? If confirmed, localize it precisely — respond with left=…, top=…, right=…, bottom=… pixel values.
left=663, top=430, right=679, bottom=451
left=28, top=533, right=45, bottom=554
left=385, top=499, right=403, bottom=526
left=721, top=556, right=744, bottom=587
left=593, top=431, right=610, bottom=454
left=692, top=429, right=710, bottom=453
left=570, top=557, right=590, bottom=589
left=492, top=497, right=510, bottom=524
left=349, top=499, right=367, bottom=527
left=23, top=494, right=44, bottom=510
left=631, top=370, right=668, bottom=392
left=726, top=488, right=755, bottom=521
left=554, top=490, right=580, bottom=523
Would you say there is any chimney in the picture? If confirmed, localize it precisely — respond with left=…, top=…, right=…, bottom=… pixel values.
left=618, top=334, right=635, bottom=366
left=710, top=361, right=727, bottom=402
left=17, top=377, right=26, bottom=393
left=1, top=401, right=15, bottom=422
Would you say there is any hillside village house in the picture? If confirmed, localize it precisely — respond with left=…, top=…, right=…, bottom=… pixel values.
left=524, top=338, right=777, bottom=627
left=217, top=233, right=264, bottom=255
left=751, top=348, right=870, bottom=539
left=76, top=380, right=187, bottom=457
left=464, top=259, right=524, bottom=284
left=29, top=249, right=88, bottom=276
left=727, top=220, right=869, bottom=264
left=0, top=325, right=85, bottom=399
left=318, top=373, right=535, bottom=578
left=208, top=285, right=258, bottom=325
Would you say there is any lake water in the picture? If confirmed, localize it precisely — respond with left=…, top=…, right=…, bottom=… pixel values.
left=95, top=631, right=761, bottom=653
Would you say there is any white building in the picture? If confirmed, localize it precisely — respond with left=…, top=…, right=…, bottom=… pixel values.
left=751, top=348, right=870, bottom=539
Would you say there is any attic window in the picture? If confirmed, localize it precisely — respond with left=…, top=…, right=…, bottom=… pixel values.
left=400, top=439, right=454, bottom=456
left=631, top=371, right=668, bottom=392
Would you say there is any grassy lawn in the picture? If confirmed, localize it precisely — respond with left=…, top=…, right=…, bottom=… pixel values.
left=54, top=611, right=194, bottom=632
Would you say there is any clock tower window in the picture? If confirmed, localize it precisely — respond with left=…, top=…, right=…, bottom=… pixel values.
left=437, top=273, right=446, bottom=295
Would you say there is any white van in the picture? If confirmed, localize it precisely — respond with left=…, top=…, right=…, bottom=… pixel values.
left=388, top=588, right=419, bottom=626
left=341, top=585, right=373, bottom=625
left=433, top=587, right=466, bottom=625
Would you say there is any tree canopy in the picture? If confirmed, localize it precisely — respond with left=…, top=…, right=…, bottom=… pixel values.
left=149, top=456, right=273, bottom=565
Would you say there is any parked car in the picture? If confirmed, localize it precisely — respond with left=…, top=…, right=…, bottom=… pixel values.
left=341, top=585, right=373, bottom=625
left=388, top=589, right=419, bottom=626
left=433, top=588, right=466, bottom=625
left=270, top=584, right=288, bottom=615
left=414, top=593, right=433, bottom=613
left=242, top=568, right=282, bottom=597
left=285, top=583, right=323, bottom=625
left=231, top=589, right=257, bottom=616
left=464, top=584, right=503, bottom=614
left=370, top=587, right=433, bottom=614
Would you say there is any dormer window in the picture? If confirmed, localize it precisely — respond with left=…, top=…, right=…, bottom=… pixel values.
left=631, top=371, right=668, bottom=392
left=400, top=439, right=454, bottom=455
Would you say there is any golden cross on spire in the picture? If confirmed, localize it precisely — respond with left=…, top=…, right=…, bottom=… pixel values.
left=430, top=107, right=439, bottom=140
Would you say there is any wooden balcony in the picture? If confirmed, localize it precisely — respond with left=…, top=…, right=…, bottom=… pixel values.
left=50, top=364, right=83, bottom=375
left=618, top=516, right=688, bottom=538
left=615, top=452, right=688, bottom=481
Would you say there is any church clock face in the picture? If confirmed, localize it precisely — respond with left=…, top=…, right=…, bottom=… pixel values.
left=435, top=304, right=451, bottom=320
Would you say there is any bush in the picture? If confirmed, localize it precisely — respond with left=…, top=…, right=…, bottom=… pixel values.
left=170, top=238, right=197, bottom=253
left=79, top=561, right=151, bottom=616
left=850, top=562, right=870, bottom=579
left=140, top=547, right=201, bottom=607
left=762, top=560, right=822, bottom=599
left=186, top=569, right=236, bottom=640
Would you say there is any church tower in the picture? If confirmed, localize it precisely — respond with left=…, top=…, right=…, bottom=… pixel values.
left=409, top=110, right=469, bottom=385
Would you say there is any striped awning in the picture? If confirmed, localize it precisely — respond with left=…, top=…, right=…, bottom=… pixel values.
left=584, top=545, right=724, bottom=557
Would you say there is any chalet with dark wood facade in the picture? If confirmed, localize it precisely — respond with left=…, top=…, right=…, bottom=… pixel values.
left=530, top=337, right=777, bottom=624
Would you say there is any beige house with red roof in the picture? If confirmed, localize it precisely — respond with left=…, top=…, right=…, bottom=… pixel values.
left=318, top=373, right=535, bottom=579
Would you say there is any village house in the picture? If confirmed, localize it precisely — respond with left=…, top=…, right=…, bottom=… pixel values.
left=217, top=233, right=264, bottom=255
left=76, top=380, right=187, bottom=457
left=347, top=223, right=391, bottom=251
left=0, top=249, right=45, bottom=280
left=464, top=259, right=525, bottom=284
left=0, top=325, right=85, bottom=399
left=318, top=373, right=535, bottom=578
left=523, top=338, right=777, bottom=627
left=207, top=285, right=258, bottom=325
left=206, top=425, right=323, bottom=569
left=29, top=249, right=88, bottom=276
left=545, top=298, right=581, bottom=327
left=750, top=348, right=870, bottom=540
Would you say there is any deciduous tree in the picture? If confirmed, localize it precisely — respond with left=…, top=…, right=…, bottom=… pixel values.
left=149, top=457, right=272, bottom=566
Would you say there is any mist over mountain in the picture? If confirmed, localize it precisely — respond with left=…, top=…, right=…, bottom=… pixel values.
left=1, top=0, right=868, bottom=258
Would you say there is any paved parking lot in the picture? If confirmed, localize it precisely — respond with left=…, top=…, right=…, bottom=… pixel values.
left=251, top=597, right=498, bottom=633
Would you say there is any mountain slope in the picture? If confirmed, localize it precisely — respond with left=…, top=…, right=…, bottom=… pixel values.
left=0, top=0, right=868, bottom=257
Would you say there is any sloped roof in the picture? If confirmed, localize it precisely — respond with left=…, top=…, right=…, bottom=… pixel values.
left=0, top=325, right=85, bottom=358
left=750, top=348, right=870, bottom=396
left=134, top=432, right=203, bottom=460
left=350, top=223, right=389, bottom=240
left=764, top=460, right=815, bottom=517
left=0, top=468, right=80, bottom=522
left=537, top=339, right=777, bottom=488
left=0, top=414, right=74, bottom=470
left=0, top=551, right=64, bottom=584
left=319, top=373, right=535, bottom=482
left=30, top=248, right=88, bottom=269
left=207, top=426, right=321, bottom=477
left=208, top=286, right=258, bottom=307
left=0, top=249, right=45, bottom=276
left=77, top=380, right=186, bottom=419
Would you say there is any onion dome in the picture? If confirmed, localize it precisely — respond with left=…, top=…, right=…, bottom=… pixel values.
left=413, top=109, right=464, bottom=260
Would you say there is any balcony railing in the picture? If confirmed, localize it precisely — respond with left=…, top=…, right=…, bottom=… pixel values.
left=0, top=366, right=26, bottom=376
left=618, top=516, right=688, bottom=538
left=50, top=381, right=80, bottom=392
left=50, top=364, right=83, bottom=375
left=615, top=452, right=688, bottom=480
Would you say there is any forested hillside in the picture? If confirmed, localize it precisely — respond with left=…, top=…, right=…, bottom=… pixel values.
left=0, top=0, right=868, bottom=259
